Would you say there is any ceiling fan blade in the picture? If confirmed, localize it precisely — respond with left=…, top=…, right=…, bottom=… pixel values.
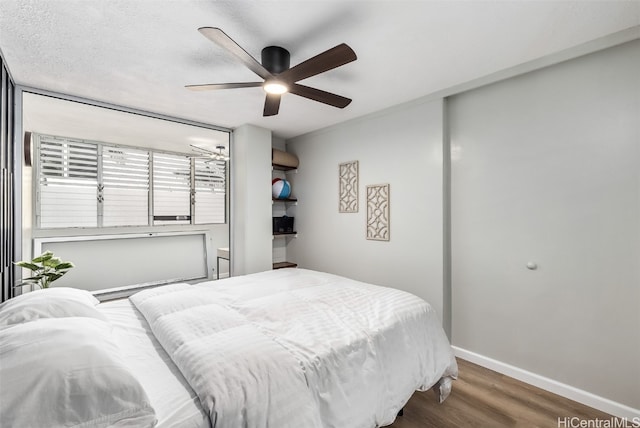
left=289, top=84, right=352, bottom=108
left=263, top=94, right=281, bottom=116
left=186, top=82, right=263, bottom=91
left=198, top=27, right=273, bottom=81
left=279, top=43, right=356, bottom=83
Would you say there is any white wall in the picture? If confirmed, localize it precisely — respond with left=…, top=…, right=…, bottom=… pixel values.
left=272, top=136, right=286, bottom=151
left=232, top=124, right=273, bottom=275
left=285, top=39, right=639, bottom=414
left=449, top=40, right=640, bottom=409
left=287, top=99, right=446, bottom=319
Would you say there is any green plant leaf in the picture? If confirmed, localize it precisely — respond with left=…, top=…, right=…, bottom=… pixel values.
left=43, top=274, right=62, bottom=285
left=14, top=261, right=40, bottom=271
left=43, top=272, right=63, bottom=279
left=32, top=251, right=54, bottom=263
left=55, top=262, right=74, bottom=270
left=43, top=257, right=62, bottom=268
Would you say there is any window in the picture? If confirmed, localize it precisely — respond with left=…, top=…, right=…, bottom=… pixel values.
left=152, top=153, right=191, bottom=225
left=38, top=136, right=98, bottom=228
left=103, top=146, right=149, bottom=227
left=194, top=158, right=226, bottom=224
left=34, top=134, right=227, bottom=228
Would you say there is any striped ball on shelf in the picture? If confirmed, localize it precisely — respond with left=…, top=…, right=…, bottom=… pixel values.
left=272, top=178, right=291, bottom=199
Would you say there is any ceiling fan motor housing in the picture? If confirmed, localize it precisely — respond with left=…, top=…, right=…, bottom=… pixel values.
left=261, top=46, right=290, bottom=74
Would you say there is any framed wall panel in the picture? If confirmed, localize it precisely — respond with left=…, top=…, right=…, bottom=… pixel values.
left=366, top=183, right=390, bottom=241
left=339, top=160, right=358, bottom=213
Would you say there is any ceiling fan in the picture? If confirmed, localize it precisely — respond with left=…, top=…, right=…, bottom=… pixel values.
left=189, top=144, right=229, bottom=162
left=186, top=27, right=357, bottom=117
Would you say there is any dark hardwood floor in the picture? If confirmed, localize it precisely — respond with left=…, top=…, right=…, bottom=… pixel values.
left=389, top=358, right=619, bottom=428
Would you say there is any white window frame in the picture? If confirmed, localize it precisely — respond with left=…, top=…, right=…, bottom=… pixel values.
left=33, top=133, right=228, bottom=229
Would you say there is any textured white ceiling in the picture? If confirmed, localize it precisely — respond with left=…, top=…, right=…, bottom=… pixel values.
left=1, top=1, right=639, bottom=139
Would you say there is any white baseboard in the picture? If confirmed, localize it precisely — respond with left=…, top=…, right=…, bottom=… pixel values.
left=452, top=346, right=640, bottom=421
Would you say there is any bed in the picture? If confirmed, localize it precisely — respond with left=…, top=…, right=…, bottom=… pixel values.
left=0, top=268, right=457, bottom=428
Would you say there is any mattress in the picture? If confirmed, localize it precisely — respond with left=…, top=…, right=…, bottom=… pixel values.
left=128, top=268, right=457, bottom=428
left=97, top=299, right=209, bottom=428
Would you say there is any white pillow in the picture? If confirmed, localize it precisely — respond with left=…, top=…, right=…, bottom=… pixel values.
left=0, top=317, right=157, bottom=428
left=0, top=287, right=106, bottom=327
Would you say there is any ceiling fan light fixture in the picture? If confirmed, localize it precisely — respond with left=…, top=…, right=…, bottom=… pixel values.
left=189, top=143, right=229, bottom=162
left=214, top=144, right=230, bottom=161
left=263, top=80, right=288, bottom=95
left=188, top=28, right=357, bottom=116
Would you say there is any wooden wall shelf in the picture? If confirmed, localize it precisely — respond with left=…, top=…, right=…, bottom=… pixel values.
left=272, top=158, right=298, bottom=271
left=273, top=232, right=297, bottom=238
left=272, top=164, right=297, bottom=172
left=273, top=262, right=298, bottom=269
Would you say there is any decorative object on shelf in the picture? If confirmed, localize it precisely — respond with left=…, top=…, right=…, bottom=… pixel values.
left=273, top=215, right=295, bottom=234
left=272, top=178, right=292, bottom=199
left=339, top=160, right=359, bottom=213
left=366, top=184, right=390, bottom=241
left=14, top=251, right=75, bottom=289
left=272, top=149, right=299, bottom=169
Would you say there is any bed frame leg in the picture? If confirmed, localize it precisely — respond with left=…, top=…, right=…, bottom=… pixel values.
left=398, top=408, right=404, bottom=417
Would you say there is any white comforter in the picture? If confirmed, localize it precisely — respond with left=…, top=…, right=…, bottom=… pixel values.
left=130, top=268, right=457, bottom=428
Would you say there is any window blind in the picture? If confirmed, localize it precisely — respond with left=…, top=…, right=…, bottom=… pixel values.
left=38, top=136, right=98, bottom=228
left=152, top=153, right=191, bottom=225
left=194, top=158, right=226, bottom=224
left=102, top=146, right=149, bottom=227
left=35, top=134, right=227, bottom=229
